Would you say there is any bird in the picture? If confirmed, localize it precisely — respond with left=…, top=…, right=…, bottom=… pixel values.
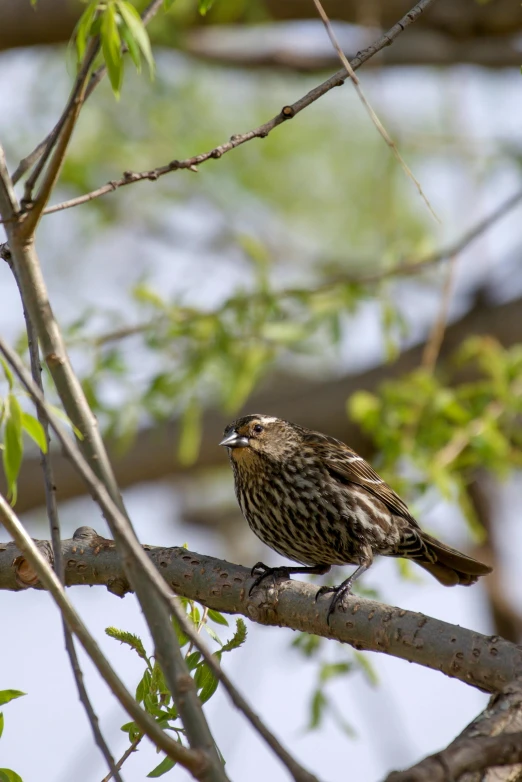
left=220, top=414, right=492, bottom=622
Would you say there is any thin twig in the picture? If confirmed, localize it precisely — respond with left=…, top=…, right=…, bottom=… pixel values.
left=311, top=0, right=439, bottom=223
left=11, top=0, right=165, bottom=186
left=170, top=596, right=321, bottom=782
left=421, top=253, right=457, bottom=370
left=0, top=495, right=206, bottom=777
left=30, top=0, right=437, bottom=218
left=0, top=338, right=321, bottom=782
left=19, top=37, right=100, bottom=236
left=101, top=736, right=143, bottom=782
left=7, top=249, right=122, bottom=782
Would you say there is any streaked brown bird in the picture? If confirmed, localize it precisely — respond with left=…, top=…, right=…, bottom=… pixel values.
left=220, top=414, right=492, bottom=622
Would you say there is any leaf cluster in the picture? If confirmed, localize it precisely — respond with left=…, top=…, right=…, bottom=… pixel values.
left=106, top=598, right=246, bottom=776
left=349, top=337, right=522, bottom=534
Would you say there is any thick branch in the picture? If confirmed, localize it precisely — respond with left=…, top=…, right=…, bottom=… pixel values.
left=0, top=528, right=519, bottom=695
left=386, top=681, right=522, bottom=781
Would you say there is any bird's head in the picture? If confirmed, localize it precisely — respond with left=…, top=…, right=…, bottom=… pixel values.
left=220, top=414, right=300, bottom=464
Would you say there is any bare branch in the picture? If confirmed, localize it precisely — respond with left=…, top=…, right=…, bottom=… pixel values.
left=0, top=529, right=519, bottom=696
left=38, top=0, right=436, bottom=217
left=101, top=736, right=142, bottom=782
left=311, top=0, right=438, bottom=222
left=0, top=499, right=207, bottom=778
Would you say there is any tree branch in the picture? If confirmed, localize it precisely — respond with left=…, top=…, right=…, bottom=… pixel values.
left=0, top=337, right=319, bottom=782
left=0, top=500, right=207, bottom=778
left=1, top=153, right=228, bottom=777
left=0, top=528, right=519, bottom=695
left=37, top=0, right=436, bottom=217
left=5, top=245, right=121, bottom=781
left=385, top=681, right=522, bottom=781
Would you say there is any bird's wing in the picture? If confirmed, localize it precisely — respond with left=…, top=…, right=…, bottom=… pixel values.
left=302, top=431, right=416, bottom=523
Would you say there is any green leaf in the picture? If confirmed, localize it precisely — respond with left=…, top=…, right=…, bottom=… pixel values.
left=0, top=691, right=25, bottom=707
left=204, top=626, right=223, bottom=646
left=0, top=713, right=3, bottom=739
left=207, top=609, right=229, bottom=627
left=117, top=1, right=155, bottom=77
left=198, top=0, right=216, bottom=15
left=353, top=651, right=379, bottom=686
left=162, top=0, right=176, bottom=10
left=348, top=391, right=380, bottom=426
left=185, top=651, right=201, bottom=671
left=74, top=0, right=98, bottom=63
left=220, top=618, right=247, bottom=654
left=3, top=396, right=24, bottom=503
left=171, top=616, right=189, bottom=648
left=101, top=3, right=123, bottom=97
left=309, top=688, right=326, bottom=730
left=150, top=661, right=169, bottom=697
left=135, top=670, right=152, bottom=704
left=147, top=755, right=176, bottom=777
left=47, top=404, right=83, bottom=440
left=105, top=627, right=149, bottom=663
left=194, top=663, right=219, bottom=704
left=0, top=359, right=14, bottom=391
left=21, top=413, right=47, bottom=453
left=318, top=661, right=351, bottom=684
left=0, top=770, right=23, bottom=782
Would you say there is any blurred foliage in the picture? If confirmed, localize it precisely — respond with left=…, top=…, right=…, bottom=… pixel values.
left=349, top=337, right=522, bottom=537
left=0, top=689, right=26, bottom=782
left=291, top=633, right=377, bottom=736
left=0, top=359, right=48, bottom=504
left=106, top=597, right=245, bottom=776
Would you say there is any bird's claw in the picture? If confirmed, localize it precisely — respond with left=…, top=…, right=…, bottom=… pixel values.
left=316, top=580, right=354, bottom=625
left=248, top=563, right=290, bottom=596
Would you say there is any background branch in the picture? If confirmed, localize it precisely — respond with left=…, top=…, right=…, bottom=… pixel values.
left=7, top=292, right=520, bottom=515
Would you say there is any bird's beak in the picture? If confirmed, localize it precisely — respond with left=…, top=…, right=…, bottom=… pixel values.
left=219, top=431, right=249, bottom=449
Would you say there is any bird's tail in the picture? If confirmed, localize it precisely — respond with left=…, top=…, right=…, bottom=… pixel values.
left=416, top=533, right=492, bottom=586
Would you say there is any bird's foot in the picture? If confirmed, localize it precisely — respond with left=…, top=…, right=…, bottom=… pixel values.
left=249, top=562, right=292, bottom=596
left=315, top=580, right=354, bottom=625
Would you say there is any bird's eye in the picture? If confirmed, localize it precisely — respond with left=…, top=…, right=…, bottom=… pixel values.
left=253, top=424, right=264, bottom=434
